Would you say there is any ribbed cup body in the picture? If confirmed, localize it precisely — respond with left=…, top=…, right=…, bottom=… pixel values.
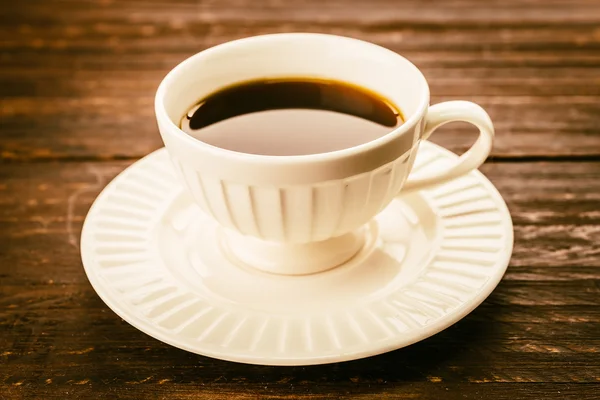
left=170, top=150, right=416, bottom=244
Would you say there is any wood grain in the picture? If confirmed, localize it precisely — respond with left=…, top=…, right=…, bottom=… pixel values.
left=1, top=0, right=600, bottom=161
left=1, top=160, right=599, bottom=398
left=3, top=94, right=600, bottom=161
left=1, top=0, right=600, bottom=398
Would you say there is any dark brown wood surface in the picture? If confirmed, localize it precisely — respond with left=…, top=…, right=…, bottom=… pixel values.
left=1, top=0, right=599, bottom=399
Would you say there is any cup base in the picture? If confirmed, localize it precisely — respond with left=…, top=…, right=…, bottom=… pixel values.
left=218, top=228, right=367, bottom=276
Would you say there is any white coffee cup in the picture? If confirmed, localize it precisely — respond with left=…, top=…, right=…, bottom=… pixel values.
left=155, top=33, right=494, bottom=275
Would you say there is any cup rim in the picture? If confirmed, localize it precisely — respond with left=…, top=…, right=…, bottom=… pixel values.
left=155, top=32, right=430, bottom=165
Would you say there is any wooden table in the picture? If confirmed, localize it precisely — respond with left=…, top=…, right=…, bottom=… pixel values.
left=2, top=1, right=599, bottom=398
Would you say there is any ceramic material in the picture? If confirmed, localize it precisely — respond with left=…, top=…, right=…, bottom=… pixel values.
left=155, top=33, right=495, bottom=275
left=80, top=141, right=513, bottom=366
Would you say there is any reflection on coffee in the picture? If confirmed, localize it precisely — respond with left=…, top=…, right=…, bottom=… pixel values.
left=180, top=78, right=403, bottom=156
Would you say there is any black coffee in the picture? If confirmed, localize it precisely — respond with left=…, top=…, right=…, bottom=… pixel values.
left=180, top=78, right=403, bottom=156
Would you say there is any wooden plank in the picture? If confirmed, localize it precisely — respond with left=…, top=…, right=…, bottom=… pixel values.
left=2, top=95, right=599, bottom=161
left=1, top=160, right=599, bottom=393
left=3, top=68, right=600, bottom=98
left=3, top=160, right=600, bottom=225
left=3, top=0, right=600, bottom=26
left=1, top=284, right=599, bottom=386
left=0, top=161, right=599, bottom=281
left=1, top=382, right=599, bottom=400
left=2, top=22, right=600, bottom=55
left=1, top=1, right=600, bottom=160
left=4, top=46, right=600, bottom=70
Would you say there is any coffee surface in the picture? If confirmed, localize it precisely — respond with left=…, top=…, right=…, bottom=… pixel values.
left=180, top=78, right=403, bottom=156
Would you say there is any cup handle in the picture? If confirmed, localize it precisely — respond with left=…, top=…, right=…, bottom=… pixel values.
left=403, top=100, right=494, bottom=192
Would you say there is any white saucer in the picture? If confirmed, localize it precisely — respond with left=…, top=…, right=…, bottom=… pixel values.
left=81, top=141, right=513, bottom=366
